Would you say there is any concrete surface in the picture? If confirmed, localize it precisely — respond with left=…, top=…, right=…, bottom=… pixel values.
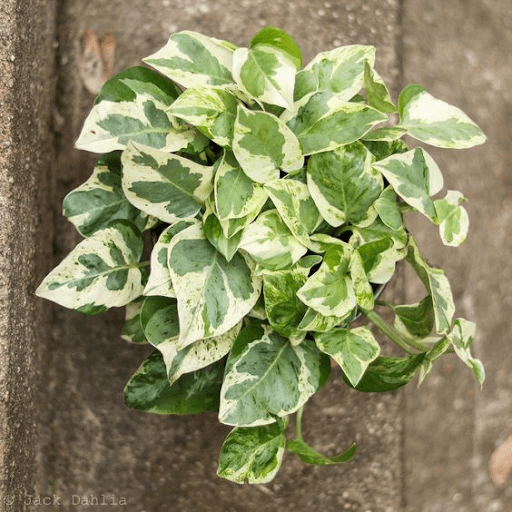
left=1, top=0, right=511, bottom=511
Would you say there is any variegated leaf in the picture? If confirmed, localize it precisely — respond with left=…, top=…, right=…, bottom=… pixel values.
left=298, top=307, right=358, bottom=333
left=264, top=179, right=322, bottom=244
left=363, top=138, right=409, bottom=161
left=144, top=219, right=198, bottom=297
left=63, top=152, right=153, bottom=237
left=315, top=326, right=380, bottom=387
left=219, top=322, right=331, bottom=426
left=239, top=210, right=308, bottom=271
left=406, top=237, right=455, bottom=334
left=297, top=244, right=357, bottom=318
left=121, top=141, right=214, bottom=224
left=143, top=31, right=234, bottom=89
left=121, top=298, right=147, bottom=343
left=398, top=84, right=486, bottom=149
left=217, top=418, right=288, bottom=484
left=232, top=45, right=296, bottom=109
left=363, top=60, right=397, bottom=113
left=294, top=45, right=375, bottom=102
left=374, top=186, right=403, bottom=231
left=168, top=86, right=239, bottom=147
left=361, top=126, right=407, bottom=142
left=251, top=26, right=302, bottom=69
left=349, top=250, right=374, bottom=310
left=214, top=151, right=268, bottom=220
left=307, top=141, right=383, bottom=227
left=36, top=221, right=145, bottom=311
left=373, top=147, right=444, bottom=222
left=417, top=336, right=451, bottom=386
left=285, top=91, right=387, bottom=155
left=434, top=190, right=469, bottom=247
left=391, top=296, right=435, bottom=340
left=168, top=223, right=262, bottom=347
left=233, top=105, right=304, bottom=182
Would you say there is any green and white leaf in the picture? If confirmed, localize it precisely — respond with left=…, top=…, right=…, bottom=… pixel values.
left=315, top=326, right=380, bottom=387
left=219, top=322, right=330, bottom=426
left=36, top=221, right=145, bottom=311
left=391, top=296, right=435, bottom=340
left=217, top=418, right=288, bottom=484
left=361, top=126, right=408, bottom=142
left=168, top=85, right=239, bottom=147
left=306, top=233, right=346, bottom=254
left=349, top=249, right=374, bottom=310
left=363, top=59, right=397, bottom=113
left=62, top=153, right=154, bottom=237
left=239, top=210, right=308, bottom=271
left=307, top=141, right=383, bottom=226
left=144, top=219, right=199, bottom=297
left=434, top=190, right=469, bottom=247
left=121, top=141, right=214, bottom=224
left=294, top=45, right=375, bottom=102
left=373, top=147, right=444, bottom=222
left=233, top=105, right=304, bottom=183
left=285, top=91, right=387, bottom=155
left=298, top=307, right=355, bottom=333
left=143, top=31, right=234, bottom=89
left=121, top=298, right=147, bottom=343
left=398, top=84, right=486, bottom=149
left=417, top=336, right=451, bottom=386
left=406, top=237, right=455, bottom=334
left=251, top=26, right=302, bottom=69
left=374, top=186, right=403, bottom=231
left=447, top=318, right=485, bottom=387
left=232, top=45, right=296, bottom=109
left=168, top=223, right=262, bottom=347
left=214, top=151, right=268, bottom=220
left=297, top=244, right=357, bottom=318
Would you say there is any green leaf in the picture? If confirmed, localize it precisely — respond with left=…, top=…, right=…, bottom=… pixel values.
left=374, top=186, right=403, bottom=231
left=405, top=237, right=455, bottom=334
left=363, top=60, right=397, bottom=113
left=233, top=105, right=304, bottom=183
left=307, top=141, right=383, bottom=227
left=287, top=438, right=356, bottom=466
left=398, top=84, right=486, bottom=149
left=345, top=353, right=426, bottom=392
left=168, top=86, right=239, bottom=147
left=35, top=221, right=145, bottom=311
left=373, top=147, right=444, bottom=222
left=391, top=296, right=435, bottom=340
left=168, top=223, right=262, bottom=347
left=239, top=210, right=308, bottom=271
left=232, top=45, right=297, bottom=109
left=315, top=326, right=380, bottom=387
left=294, top=45, right=375, bottom=102
left=121, top=141, right=214, bottom=224
left=297, top=307, right=355, bottom=333
left=434, top=190, right=469, bottom=247
left=217, top=418, right=288, bottom=484
left=297, top=244, right=357, bottom=318
left=144, top=220, right=199, bottom=298
left=417, top=336, right=451, bottom=385
left=219, top=322, right=331, bottom=426
left=251, top=26, right=302, bottom=69
left=124, top=349, right=224, bottom=414
left=447, top=318, right=485, bottom=387
left=361, top=126, right=408, bottom=142
left=143, top=31, right=234, bottom=89
left=363, top=138, right=409, bottom=161
left=285, top=91, right=387, bottom=156
left=62, top=152, right=153, bottom=237
left=121, top=298, right=147, bottom=343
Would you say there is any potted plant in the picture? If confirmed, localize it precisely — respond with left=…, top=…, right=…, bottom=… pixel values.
left=36, top=26, right=486, bottom=484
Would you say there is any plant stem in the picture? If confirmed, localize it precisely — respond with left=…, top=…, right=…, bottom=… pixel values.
left=136, top=261, right=150, bottom=268
left=295, top=406, right=304, bottom=442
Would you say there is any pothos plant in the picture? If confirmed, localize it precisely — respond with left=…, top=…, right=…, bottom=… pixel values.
left=37, top=27, right=486, bottom=484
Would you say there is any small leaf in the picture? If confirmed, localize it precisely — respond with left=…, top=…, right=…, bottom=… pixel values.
left=391, top=296, right=435, bottom=340
left=434, top=190, right=469, bottom=247
left=298, top=307, right=356, bottom=333
left=121, top=298, right=147, bottom=343
left=374, top=186, right=403, bottom=231
left=363, top=60, right=397, bottom=113
left=361, top=126, right=408, bottom=142
left=251, top=26, right=302, bottom=69
left=398, top=84, right=486, bottom=149
left=217, top=418, right=288, bottom=484
left=287, top=438, right=356, bottom=466
left=315, top=326, right=380, bottom=387
left=349, top=250, right=374, bottom=310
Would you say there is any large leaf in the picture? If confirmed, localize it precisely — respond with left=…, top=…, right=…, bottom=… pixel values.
left=434, top=190, right=469, bottom=247
left=232, top=45, right=296, bottom=109
left=406, top=237, right=455, bottom=334
left=232, top=105, right=304, bottom=183
left=217, top=418, right=288, bottom=484
left=121, top=141, right=214, bottom=224
left=373, top=147, right=444, bottom=222
left=251, top=26, right=302, bottom=69
left=398, top=84, right=486, bottom=149
left=168, top=85, right=239, bottom=147
left=36, top=221, right=145, bottom=311
left=297, top=244, right=357, bottom=318
left=294, top=45, right=375, bottom=101
left=315, top=326, right=380, bottom=387
left=239, top=210, right=308, bottom=271
left=62, top=152, right=153, bottom=237
left=219, top=322, right=331, bottom=426
left=284, top=91, right=387, bottom=155
left=143, top=31, right=234, bottom=89
left=124, top=349, right=223, bottom=414
left=307, top=141, right=383, bottom=227
left=168, top=223, right=262, bottom=347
